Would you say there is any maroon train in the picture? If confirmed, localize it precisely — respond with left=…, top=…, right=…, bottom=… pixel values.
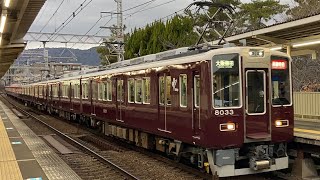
left=6, top=46, right=294, bottom=177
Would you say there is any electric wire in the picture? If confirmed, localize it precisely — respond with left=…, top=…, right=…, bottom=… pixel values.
left=47, top=0, right=93, bottom=41
left=33, top=0, right=49, bottom=27
left=39, top=0, right=66, bottom=33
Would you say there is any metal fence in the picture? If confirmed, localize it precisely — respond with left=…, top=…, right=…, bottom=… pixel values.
left=293, top=92, right=320, bottom=119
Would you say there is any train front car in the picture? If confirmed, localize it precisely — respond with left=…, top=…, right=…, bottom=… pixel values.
left=205, top=47, right=293, bottom=177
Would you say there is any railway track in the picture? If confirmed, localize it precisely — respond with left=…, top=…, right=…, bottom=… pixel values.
left=2, top=95, right=209, bottom=180
left=1, top=95, right=140, bottom=180
left=3, top=94, right=286, bottom=180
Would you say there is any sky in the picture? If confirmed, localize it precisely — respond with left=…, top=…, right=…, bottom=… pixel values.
left=27, top=0, right=295, bottom=49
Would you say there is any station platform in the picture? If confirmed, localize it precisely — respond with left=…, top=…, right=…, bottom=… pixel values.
left=0, top=100, right=81, bottom=180
left=294, top=118, right=320, bottom=146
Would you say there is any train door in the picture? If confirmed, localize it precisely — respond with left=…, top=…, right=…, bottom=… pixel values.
left=90, top=79, right=97, bottom=115
left=192, top=72, right=201, bottom=139
left=158, top=73, right=172, bottom=133
left=245, top=69, right=270, bottom=140
left=116, top=78, right=124, bottom=122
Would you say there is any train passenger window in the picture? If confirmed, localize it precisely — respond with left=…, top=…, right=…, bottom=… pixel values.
left=39, top=86, right=43, bottom=97
left=194, top=75, right=200, bottom=107
left=74, top=84, right=80, bottom=99
left=143, top=77, right=151, bottom=104
left=212, top=54, right=240, bottom=108
left=106, top=80, right=112, bottom=101
left=82, top=82, right=88, bottom=99
left=180, top=74, right=187, bottom=107
left=159, top=75, right=171, bottom=105
left=117, top=80, right=124, bottom=102
left=35, top=86, right=39, bottom=97
left=159, top=76, right=165, bottom=105
left=98, top=82, right=105, bottom=100
left=128, top=79, right=135, bottom=103
left=52, top=85, right=57, bottom=97
left=271, top=57, right=291, bottom=106
left=135, top=79, right=143, bottom=103
left=166, top=76, right=171, bottom=105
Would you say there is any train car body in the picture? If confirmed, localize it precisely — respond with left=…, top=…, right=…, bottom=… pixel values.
left=6, top=46, right=294, bottom=177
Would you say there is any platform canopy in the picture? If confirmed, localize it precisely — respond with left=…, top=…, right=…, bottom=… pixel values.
left=0, top=0, right=45, bottom=78
left=211, top=13, right=320, bottom=59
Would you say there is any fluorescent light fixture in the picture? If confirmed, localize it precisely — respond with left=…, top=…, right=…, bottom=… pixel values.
left=270, top=47, right=282, bottom=51
left=4, top=0, right=11, bottom=8
left=0, top=15, right=6, bottom=33
left=293, top=40, right=320, bottom=48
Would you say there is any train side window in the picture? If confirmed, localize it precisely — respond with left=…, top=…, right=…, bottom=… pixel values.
left=98, top=82, right=105, bottom=100
left=143, top=77, right=151, bottom=104
left=35, top=86, right=38, bottom=97
left=39, top=86, right=43, bottom=97
left=82, top=82, right=88, bottom=99
left=166, top=76, right=171, bottom=105
left=74, top=84, right=80, bottom=99
left=135, top=79, right=143, bottom=103
left=106, top=80, right=112, bottom=101
left=159, top=76, right=165, bottom=105
left=180, top=74, right=187, bottom=107
left=128, top=79, right=135, bottom=103
left=117, top=80, right=124, bottom=102
left=194, top=76, right=200, bottom=107
left=159, top=75, right=171, bottom=105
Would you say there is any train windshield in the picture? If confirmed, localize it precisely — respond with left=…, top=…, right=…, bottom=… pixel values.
left=271, top=56, right=291, bottom=106
left=212, top=54, right=240, bottom=108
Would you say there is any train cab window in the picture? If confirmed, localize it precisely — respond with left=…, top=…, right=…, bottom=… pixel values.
left=180, top=74, right=187, bottom=107
left=159, top=75, right=171, bottom=105
left=106, top=80, right=112, bottom=101
left=212, top=54, right=240, bottom=108
left=135, top=79, right=143, bottom=103
left=143, top=77, right=151, bottom=104
left=117, top=80, right=124, bottom=102
left=128, top=79, right=135, bottom=103
left=271, top=57, right=291, bottom=106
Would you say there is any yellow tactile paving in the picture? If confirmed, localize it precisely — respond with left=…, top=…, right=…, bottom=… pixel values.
left=0, top=117, right=23, bottom=180
left=0, top=161, right=23, bottom=180
left=295, top=128, right=320, bottom=135
left=0, top=119, right=8, bottom=138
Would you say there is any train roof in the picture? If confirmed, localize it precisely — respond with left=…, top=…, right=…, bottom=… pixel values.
left=23, top=46, right=290, bottom=86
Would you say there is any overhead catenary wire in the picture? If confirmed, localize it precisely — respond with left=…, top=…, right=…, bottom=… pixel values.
left=47, top=0, right=93, bottom=41
left=124, top=0, right=178, bottom=20
left=33, top=0, right=49, bottom=27
left=39, top=0, right=66, bottom=33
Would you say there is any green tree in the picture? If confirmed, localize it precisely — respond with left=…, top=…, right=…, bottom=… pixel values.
left=287, top=0, right=320, bottom=19
left=238, top=0, right=288, bottom=30
left=96, top=46, right=117, bottom=66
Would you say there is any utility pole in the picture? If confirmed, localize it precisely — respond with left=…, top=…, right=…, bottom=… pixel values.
left=100, top=0, right=124, bottom=62
left=41, top=41, right=49, bottom=80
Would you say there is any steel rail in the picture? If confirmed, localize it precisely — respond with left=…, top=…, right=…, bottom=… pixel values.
left=1, top=95, right=139, bottom=180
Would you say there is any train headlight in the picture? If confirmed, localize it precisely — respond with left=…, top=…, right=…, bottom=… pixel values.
left=220, top=123, right=236, bottom=131
left=275, top=120, right=289, bottom=127
left=249, top=49, right=264, bottom=57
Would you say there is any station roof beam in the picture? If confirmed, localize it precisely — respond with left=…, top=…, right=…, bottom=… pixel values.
left=0, top=0, right=45, bottom=78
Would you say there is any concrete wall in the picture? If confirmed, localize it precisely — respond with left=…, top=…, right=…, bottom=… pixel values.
left=294, top=92, right=320, bottom=119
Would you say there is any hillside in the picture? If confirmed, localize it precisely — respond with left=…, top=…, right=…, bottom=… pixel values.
left=19, top=47, right=101, bottom=66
